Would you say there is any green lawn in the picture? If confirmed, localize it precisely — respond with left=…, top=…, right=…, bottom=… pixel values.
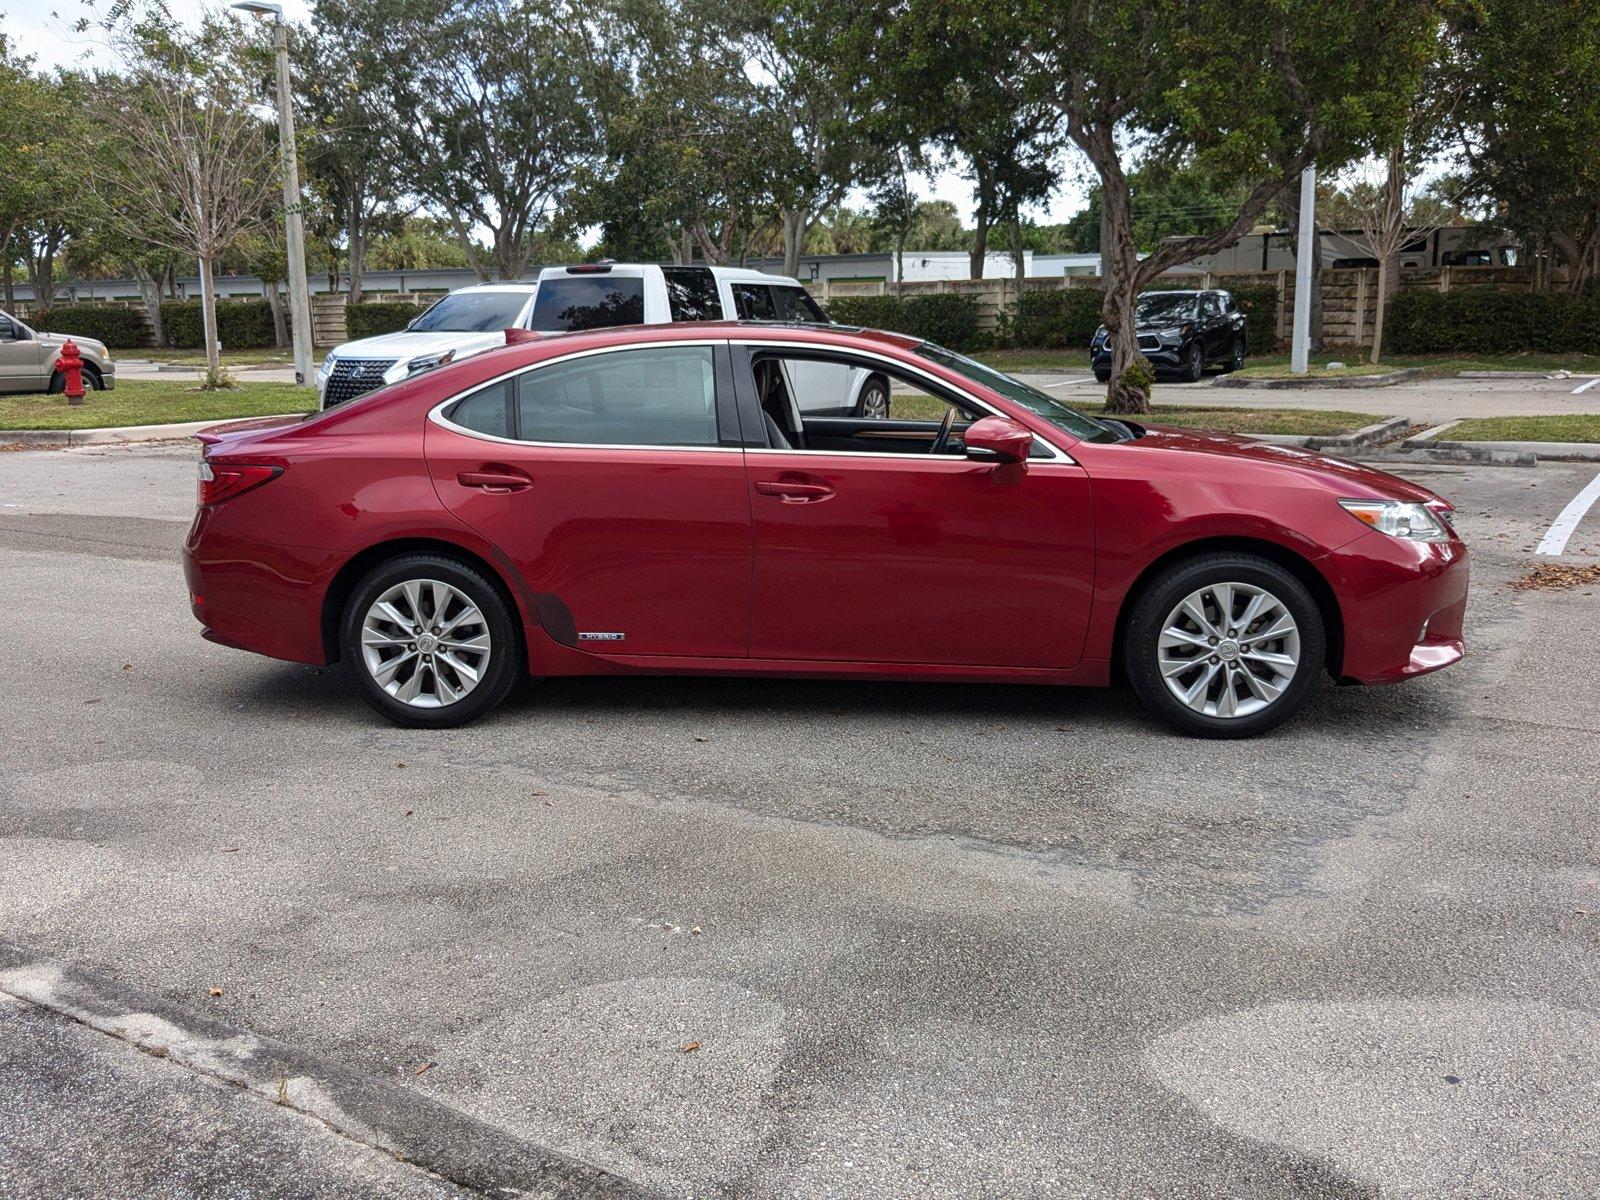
left=1446, top=415, right=1600, bottom=443
left=0, top=379, right=313, bottom=431
left=974, top=348, right=1091, bottom=372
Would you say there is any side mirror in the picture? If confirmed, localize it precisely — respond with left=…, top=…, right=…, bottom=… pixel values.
left=963, top=415, right=1032, bottom=465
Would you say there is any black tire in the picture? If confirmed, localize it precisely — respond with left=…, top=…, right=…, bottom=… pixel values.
left=340, top=554, right=522, bottom=728
left=856, top=375, right=891, bottom=419
left=1094, top=368, right=1111, bottom=384
left=1221, top=335, right=1247, bottom=373
left=1181, top=340, right=1204, bottom=382
left=48, top=364, right=102, bottom=394
left=1124, top=552, right=1325, bottom=739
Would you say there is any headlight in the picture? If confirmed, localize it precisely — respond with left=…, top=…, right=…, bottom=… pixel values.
left=406, top=349, right=456, bottom=375
left=1156, top=327, right=1182, bottom=341
left=316, top=358, right=333, bottom=383
left=1338, top=499, right=1451, bottom=543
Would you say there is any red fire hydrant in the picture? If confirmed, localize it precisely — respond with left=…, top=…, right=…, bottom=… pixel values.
left=58, top=339, right=87, bottom=406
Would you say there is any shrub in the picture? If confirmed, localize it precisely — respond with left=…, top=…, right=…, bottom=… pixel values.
left=822, top=292, right=982, bottom=351
left=823, top=294, right=904, bottom=331
left=159, top=299, right=278, bottom=349
left=902, top=293, right=980, bottom=350
left=1009, top=287, right=1105, bottom=349
left=1384, top=288, right=1600, bottom=355
left=30, top=304, right=151, bottom=350
left=1217, top=279, right=1281, bottom=353
left=347, top=300, right=427, bottom=340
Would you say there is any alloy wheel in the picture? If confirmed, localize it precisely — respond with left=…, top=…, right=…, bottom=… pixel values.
left=859, top=381, right=889, bottom=419
left=360, top=578, right=492, bottom=708
left=1157, top=581, right=1300, bottom=719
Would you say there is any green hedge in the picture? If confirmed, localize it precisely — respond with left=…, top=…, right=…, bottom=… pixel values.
left=159, top=300, right=278, bottom=349
left=1217, top=280, right=1281, bottom=353
left=1386, top=289, right=1600, bottom=355
left=1008, top=287, right=1106, bottom=348
left=29, top=305, right=151, bottom=349
left=823, top=292, right=983, bottom=351
left=346, top=300, right=427, bottom=340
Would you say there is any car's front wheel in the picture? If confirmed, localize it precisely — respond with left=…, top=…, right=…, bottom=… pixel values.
left=1125, top=553, right=1324, bottom=738
left=341, top=554, right=521, bottom=728
left=1181, top=341, right=1205, bottom=383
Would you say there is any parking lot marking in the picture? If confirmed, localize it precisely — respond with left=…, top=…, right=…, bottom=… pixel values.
left=1573, top=376, right=1600, bottom=394
left=1536, top=470, right=1600, bottom=556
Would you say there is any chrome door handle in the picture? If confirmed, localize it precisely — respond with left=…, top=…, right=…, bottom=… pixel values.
left=754, top=481, right=833, bottom=502
left=457, top=470, right=532, bottom=492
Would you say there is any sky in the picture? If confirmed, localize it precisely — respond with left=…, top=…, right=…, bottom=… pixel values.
left=7, top=0, right=1089, bottom=229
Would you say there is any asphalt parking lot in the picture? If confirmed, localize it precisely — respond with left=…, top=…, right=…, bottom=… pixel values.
left=2, top=432, right=1599, bottom=1198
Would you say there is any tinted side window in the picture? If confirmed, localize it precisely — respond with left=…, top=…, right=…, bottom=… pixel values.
left=517, top=346, right=718, bottom=446
left=662, top=267, right=721, bottom=321
left=530, top=276, right=646, bottom=332
left=448, top=379, right=512, bottom=438
left=772, top=286, right=827, bottom=323
left=732, top=284, right=777, bottom=320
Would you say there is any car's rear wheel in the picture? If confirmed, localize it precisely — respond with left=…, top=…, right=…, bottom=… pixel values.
left=856, top=376, right=890, bottom=419
left=341, top=554, right=521, bottom=728
left=1181, top=341, right=1204, bottom=382
left=1125, top=553, right=1324, bottom=738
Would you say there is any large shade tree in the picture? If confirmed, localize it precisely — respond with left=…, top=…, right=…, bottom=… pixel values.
left=989, top=0, right=1440, bottom=412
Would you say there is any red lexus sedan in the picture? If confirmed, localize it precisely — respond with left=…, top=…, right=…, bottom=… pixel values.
left=184, top=322, right=1468, bottom=737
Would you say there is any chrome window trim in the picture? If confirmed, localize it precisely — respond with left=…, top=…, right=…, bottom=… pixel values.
left=426, top=335, right=1079, bottom=464
left=426, top=340, right=739, bottom=453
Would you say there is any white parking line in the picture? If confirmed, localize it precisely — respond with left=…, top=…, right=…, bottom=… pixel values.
left=1536, top=470, right=1600, bottom=556
left=1573, top=377, right=1600, bottom=394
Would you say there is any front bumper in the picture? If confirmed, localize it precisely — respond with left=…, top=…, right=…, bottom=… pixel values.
left=1091, top=343, right=1185, bottom=372
left=1321, top=530, right=1469, bottom=685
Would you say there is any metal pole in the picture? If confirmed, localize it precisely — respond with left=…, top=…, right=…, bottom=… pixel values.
left=1290, top=165, right=1315, bottom=374
left=272, top=18, right=314, bottom=387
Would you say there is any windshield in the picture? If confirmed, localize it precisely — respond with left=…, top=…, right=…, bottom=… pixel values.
left=915, top=343, right=1121, bottom=443
left=1135, top=293, right=1199, bottom=323
left=408, top=291, right=531, bottom=333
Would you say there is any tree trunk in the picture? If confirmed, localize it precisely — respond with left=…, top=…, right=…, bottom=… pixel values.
left=1009, top=209, right=1025, bottom=284
left=135, top=266, right=163, bottom=348
left=894, top=229, right=906, bottom=299
left=198, top=254, right=221, bottom=374
left=266, top=285, right=288, bottom=348
left=781, top=207, right=809, bottom=279
left=1370, top=258, right=1390, bottom=365
left=0, top=222, right=14, bottom=309
left=1097, top=164, right=1152, bottom=415
left=969, top=174, right=991, bottom=280
left=347, top=202, right=367, bottom=305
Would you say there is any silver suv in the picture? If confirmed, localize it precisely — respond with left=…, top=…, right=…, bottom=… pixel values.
left=0, top=309, right=117, bottom=394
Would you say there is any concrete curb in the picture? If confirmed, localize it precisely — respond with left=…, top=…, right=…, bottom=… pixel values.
left=1357, top=445, right=1539, bottom=467
left=1243, top=416, right=1409, bottom=451
left=1213, top=367, right=1424, bottom=390
left=1455, top=370, right=1588, bottom=380
left=2, top=414, right=305, bottom=448
left=0, top=938, right=653, bottom=1200
left=1400, top=420, right=1600, bottom=462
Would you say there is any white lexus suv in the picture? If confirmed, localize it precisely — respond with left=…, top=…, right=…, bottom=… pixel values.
left=319, top=265, right=890, bottom=418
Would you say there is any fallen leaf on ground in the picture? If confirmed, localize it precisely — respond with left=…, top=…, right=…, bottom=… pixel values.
left=693, top=736, right=710, bottom=742
left=681, top=1040, right=701, bottom=1053
left=1509, top=564, right=1600, bottom=591
left=219, top=846, right=239, bottom=853
left=207, top=987, right=223, bottom=998
left=147, top=1044, right=170, bottom=1058
left=414, top=1061, right=435, bottom=1076
left=395, top=762, right=406, bottom=769
left=691, top=926, right=703, bottom=936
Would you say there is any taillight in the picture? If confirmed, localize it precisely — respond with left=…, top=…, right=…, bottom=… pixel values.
left=198, top=461, right=281, bottom=506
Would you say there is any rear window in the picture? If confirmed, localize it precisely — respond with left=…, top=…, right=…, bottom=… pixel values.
left=530, top=276, right=645, bottom=332
left=731, top=284, right=777, bottom=321
left=772, top=285, right=827, bottom=323
left=662, top=267, right=721, bottom=321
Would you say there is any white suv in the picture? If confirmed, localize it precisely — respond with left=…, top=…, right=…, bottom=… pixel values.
left=319, top=265, right=891, bottom=418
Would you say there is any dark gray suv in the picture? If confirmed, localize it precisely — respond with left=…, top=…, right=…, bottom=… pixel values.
left=1091, top=289, right=1248, bottom=383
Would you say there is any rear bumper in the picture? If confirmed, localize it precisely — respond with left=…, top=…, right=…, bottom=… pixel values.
left=184, top=506, right=341, bottom=665
left=1322, top=530, right=1470, bottom=685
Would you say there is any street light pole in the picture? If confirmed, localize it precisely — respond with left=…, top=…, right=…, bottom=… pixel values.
left=1290, top=165, right=1316, bottom=375
left=234, top=2, right=313, bottom=388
